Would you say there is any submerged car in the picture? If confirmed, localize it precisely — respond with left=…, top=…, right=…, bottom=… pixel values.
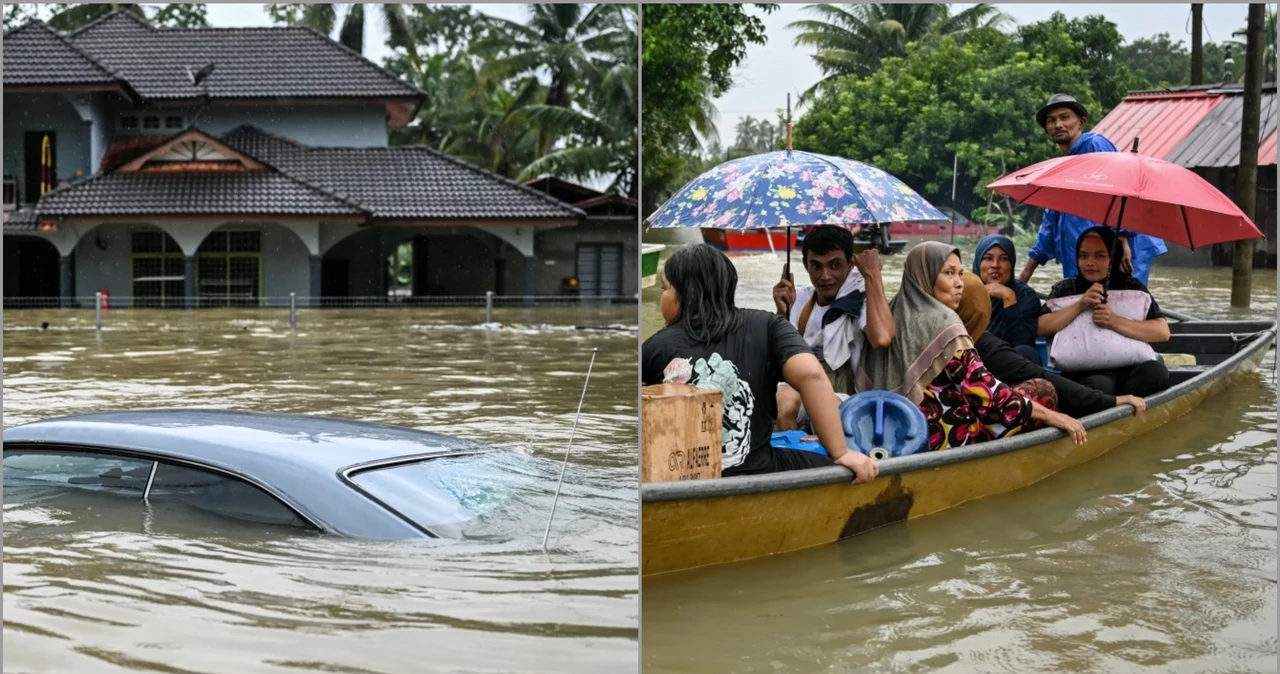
left=3, top=409, right=556, bottom=539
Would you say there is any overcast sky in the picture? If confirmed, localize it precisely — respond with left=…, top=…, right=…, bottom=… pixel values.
left=177, top=3, right=1254, bottom=150
left=710, top=3, right=1255, bottom=147
left=204, top=3, right=528, bottom=65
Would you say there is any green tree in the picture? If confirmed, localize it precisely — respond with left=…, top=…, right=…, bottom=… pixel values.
left=480, top=4, right=630, bottom=156
left=517, top=6, right=638, bottom=196
left=793, top=28, right=1101, bottom=221
left=1014, top=12, right=1144, bottom=114
left=1118, top=33, right=1191, bottom=88
left=641, top=3, right=775, bottom=214
left=789, top=3, right=1009, bottom=95
left=386, top=4, right=636, bottom=193
left=3, top=3, right=209, bottom=32
left=265, top=4, right=419, bottom=70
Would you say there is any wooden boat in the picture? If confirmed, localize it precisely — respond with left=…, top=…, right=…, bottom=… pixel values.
left=702, top=227, right=908, bottom=254
left=641, top=243, right=665, bottom=288
left=641, top=316, right=1276, bottom=576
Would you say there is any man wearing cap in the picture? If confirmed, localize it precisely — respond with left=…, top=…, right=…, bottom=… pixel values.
left=1018, top=93, right=1167, bottom=285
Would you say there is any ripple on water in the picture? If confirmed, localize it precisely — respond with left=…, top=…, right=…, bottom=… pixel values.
left=4, top=307, right=639, bottom=673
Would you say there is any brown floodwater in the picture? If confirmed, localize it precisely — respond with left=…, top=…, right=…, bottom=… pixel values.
left=641, top=236, right=1277, bottom=673
left=3, top=305, right=639, bottom=673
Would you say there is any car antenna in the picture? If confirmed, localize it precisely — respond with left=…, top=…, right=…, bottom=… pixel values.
left=542, top=347, right=597, bottom=552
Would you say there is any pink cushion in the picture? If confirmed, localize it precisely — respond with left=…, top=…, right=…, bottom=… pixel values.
left=1045, top=289, right=1159, bottom=371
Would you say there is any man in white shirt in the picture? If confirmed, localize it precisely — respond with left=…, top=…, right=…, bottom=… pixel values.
left=772, top=225, right=895, bottom=430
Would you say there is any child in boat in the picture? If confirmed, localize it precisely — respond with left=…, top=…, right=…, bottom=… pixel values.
left=642, top=243, right=879, bottom=483
left=857, top=242, right=1087, bottom=450
left=1038, top=226, right=1171, bottom=397
left=771, top=225, right=894, bottom=432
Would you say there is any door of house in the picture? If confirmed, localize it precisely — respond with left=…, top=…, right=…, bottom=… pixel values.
left=576, top=243, right=623, bottom=297
left=322, top=259, right=349, bottom=299
left=23, top=131, right=56, bottom=204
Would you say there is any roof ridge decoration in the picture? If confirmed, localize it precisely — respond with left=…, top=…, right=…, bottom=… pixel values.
left=115, top=128, right=268, bottom=173
left=409, top=145, right=588, bottom=217
left=68, top=7, right=154, bottom=39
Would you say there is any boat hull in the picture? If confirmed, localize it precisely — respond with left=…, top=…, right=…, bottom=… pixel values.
left=641, top=322, right=1275, bottom=576
left=641, top=244, right=665, bottom=288
left=701, top=228, right=907, bottom=253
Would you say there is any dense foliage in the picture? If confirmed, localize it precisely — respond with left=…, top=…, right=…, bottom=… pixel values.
left=640, top=3, right=776, bottom=214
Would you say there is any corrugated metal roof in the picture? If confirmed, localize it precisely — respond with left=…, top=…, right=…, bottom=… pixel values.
left=1166, top=91, right=1278, bottom=167
left=1092, top=92, right=1223, bottom=160
left=1258, top=129, right=1278, bottom=167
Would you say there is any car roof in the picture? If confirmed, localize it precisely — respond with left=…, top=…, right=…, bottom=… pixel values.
left=3, top=409, right=493, bottom=538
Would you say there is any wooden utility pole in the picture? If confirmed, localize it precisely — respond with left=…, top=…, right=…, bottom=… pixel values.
left=1230, top=4, right=1265, bottom=308
left=1191, top=4, right=1204, bottom=85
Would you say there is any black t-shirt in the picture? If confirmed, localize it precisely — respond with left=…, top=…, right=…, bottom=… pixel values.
left=642, top=309, right=811, bottom=476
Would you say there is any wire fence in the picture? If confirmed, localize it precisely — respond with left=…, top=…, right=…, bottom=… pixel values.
left=4, top=294, right=638, bottom=310
left=4, top=293, right=640, bottom=332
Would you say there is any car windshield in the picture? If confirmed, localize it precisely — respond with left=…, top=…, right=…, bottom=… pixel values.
left=348, top=450, right=563, bottom=540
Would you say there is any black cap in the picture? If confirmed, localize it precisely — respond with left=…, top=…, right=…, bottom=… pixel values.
left=1036, top=93, right=1089, bottom=128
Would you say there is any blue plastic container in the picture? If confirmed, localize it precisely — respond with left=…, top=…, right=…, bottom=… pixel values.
left=770, top=430, right=826, bottom=456
left=839, top=391, right=928, bottom=460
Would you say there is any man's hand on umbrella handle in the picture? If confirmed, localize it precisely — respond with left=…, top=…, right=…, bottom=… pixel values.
left=853, top=249, right=883, bottom=280
left=1120, top=236, right=1134, bottom=274
left=774, top=264, right=796, bottom=317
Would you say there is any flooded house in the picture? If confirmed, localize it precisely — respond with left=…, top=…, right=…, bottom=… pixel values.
left=3, top=10, right=635, bottom=308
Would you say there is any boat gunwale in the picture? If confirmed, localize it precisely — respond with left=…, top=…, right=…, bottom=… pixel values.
left=642, top=322, right=1276, bottom=503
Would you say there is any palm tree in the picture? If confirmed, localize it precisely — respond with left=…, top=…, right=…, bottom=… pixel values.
left=480, top=4, right=630, bottom=155
left=516, top=6, right=637, bottom=196
left=266, top=3, right=419, bottom=71
left=30, top=3, right=209, bottom=32
left=789, top=3, right=1008, bottom=96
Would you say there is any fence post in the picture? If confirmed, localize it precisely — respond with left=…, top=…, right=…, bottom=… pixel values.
left=289, top=292, right=297, bottom=330
left=485, top=290, right=494, bottom=323
left=95, top=291, right=103, bottom=331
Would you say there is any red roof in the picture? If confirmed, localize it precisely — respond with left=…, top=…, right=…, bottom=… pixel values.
left=1092, top=91, right=1224, bottom=160
left=1259, top=129, right=1278, bottom=166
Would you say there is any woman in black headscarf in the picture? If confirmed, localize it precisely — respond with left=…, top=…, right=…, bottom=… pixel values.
left=1038, top=226, right=1171, bottom=397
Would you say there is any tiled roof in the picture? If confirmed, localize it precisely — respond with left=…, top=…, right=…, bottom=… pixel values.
left=2, top=20, right=122, bottom=87
left=65, top=10, right=421, bottom=101
left=221, top=126, right=584, bottom=220
left=4, top=209, right=41, bottom=231
left=35, top=172, right=364, bottom=217
left=29, top=125, right=583, bottom=222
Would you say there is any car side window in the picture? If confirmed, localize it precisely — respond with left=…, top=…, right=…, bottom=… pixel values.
left=3, top=450, right=154, bottom=496
left=146, top=463, right=313, bottom=530
left=3, top=449, right=314, bottom=531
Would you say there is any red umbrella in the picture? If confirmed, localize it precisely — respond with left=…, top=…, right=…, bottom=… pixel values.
left=987, top=139, right=1265, bottom=251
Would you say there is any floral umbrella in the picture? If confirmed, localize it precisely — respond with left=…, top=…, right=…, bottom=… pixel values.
left=646, top=149, right=947, bottom=263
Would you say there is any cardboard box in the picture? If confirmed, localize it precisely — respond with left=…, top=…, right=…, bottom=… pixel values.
left=641, top=384, right=722, bottom=483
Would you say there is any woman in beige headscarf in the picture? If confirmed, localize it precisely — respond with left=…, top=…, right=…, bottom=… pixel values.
left=857, top=242, right=1085, bottom=450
